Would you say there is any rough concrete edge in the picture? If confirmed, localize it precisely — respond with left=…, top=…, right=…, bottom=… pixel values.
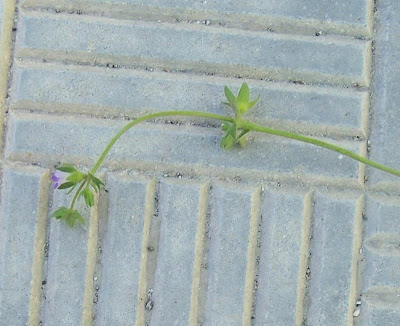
left=295, top=190, right=314, bottom=326
left=241, top=186, right=262, bottom=325
left=28, top=169, right=51, bottom=326
left=135, top=178, right=157, bottom=326
left=189, top=182, right=210, bottom=326
left=346, top=195, right=365, bottom=325
left=0, top=0, right=16, bottom=158
left=81, top=193, right=100, bottom=326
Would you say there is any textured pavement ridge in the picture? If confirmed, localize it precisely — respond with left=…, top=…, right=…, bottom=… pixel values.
left=0, top=0, right=400, bottom=325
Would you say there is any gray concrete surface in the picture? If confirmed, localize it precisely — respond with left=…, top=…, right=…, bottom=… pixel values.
left=0, top=0, right=399, bottom=325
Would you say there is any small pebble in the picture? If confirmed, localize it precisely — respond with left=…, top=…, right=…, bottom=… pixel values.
left=145, top=299, right=154, bottom=311
left=338, top=154, right=344, bottom=160
left=93, top=276, right=98, bottom=281
left=356, top=299, right=362, bottom=305
left=205, top=20, right=211, bottom=25
left=353, top=309, right=360, bottom=317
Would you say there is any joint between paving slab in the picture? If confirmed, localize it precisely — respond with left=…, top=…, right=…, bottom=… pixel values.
left=135, top=178, right=158, bottom=326
left=346, top=195, right=365, bottom=325
left=0, top=0, right=17, bottom=159
left=357, top=141, right=368, bottom=189
left=295, top=191, right=314, bottom=326
left=242, top=186, right=262, bottom=325
left=81, top=194, right=100, bottom=326
left=189, top=182, right=210, bottom=326
left=28, top=169, right=50, bottom=326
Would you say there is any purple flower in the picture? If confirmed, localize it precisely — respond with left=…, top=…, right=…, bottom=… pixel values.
left=51, top=171, right=66, bottom=189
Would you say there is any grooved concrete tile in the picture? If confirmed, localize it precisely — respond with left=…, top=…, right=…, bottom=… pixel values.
left=16, top=12, right=370, bottom=85
left=5, top=112, right=362, bottom=181
left=23, top=0, right=370, bottom=31
left=255, top=190, right=309, bottom=326
left=363, top=197, right=400, bottom=290
left=150, top=180, right=205, bottom=325
left=367, top=0, right=400, bottom=185
left=85, top=0, right=369, bottom=26
left=306, top=192, right=361, bottom=326
left=203, top=184, right=255, bottom=325
left=41, top=193, right=91, bottom=325
left=0, top=166, right=48, bottom=324
left=95, top=174, right=149, bottom=325
left=2, top=0, right=400, bottom=324
left=11, top=62, right=367, bottom=137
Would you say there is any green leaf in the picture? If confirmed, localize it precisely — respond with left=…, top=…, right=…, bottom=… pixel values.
left=70, top=210, right=85, bottom=226
left=88, top=173, right=105, bottom=192
left=224, top=86, right=237, bottom=109
left=51, top=207, right=70, bottom=220
left=57, top=164, right=77, bottom=173
left=81, top=188, right=95, bottom=207
left=247, top=94, right=260, bottom=111
left=57, top=182, right=75, bottom=190
left=220, top=122, right=237, bottom=150
left=237, top=82, right=250, bottom=105
left=220, top=133, right=235, bottom=150
left=67, top=171, right=86, bottom=183
left=236, top=129, right=250, bottom=148
left=51, top=207, right=85, bottom=227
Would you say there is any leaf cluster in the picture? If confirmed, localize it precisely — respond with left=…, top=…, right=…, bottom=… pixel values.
left=51, top=164, right=105, bottom=226
left=51, top=207, right=85, bottom=227
left=221, top=82, right=259, bottom=150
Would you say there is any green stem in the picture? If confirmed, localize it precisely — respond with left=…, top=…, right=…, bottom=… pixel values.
left=90, top=111, right=234, bottom=174
left=89, top=110, right=400, bottom=178
left=69, top=180, right=86, bottom=210
left=240, top=120, right=400, bottom=177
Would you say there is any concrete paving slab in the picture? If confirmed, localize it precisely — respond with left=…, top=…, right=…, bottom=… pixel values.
left=0, top=0, right=399, bottom=325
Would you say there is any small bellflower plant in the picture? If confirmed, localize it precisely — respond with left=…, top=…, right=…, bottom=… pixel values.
left=51, top=83, right=400, bottom=227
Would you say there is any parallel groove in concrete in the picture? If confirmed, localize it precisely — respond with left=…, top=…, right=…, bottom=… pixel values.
left=22, top=0, right=372, bottom=38
left=10, top=61, right=369, bottom=139
left=28, top=168, right=51, bottom=326
left=295, top=191, right=314, bottom=326
left=242, top=187, right=262, bottom=325
left=5, top=112, right=363, bottom=183
left=15, top=11, right=371, bottom=87
left=188, top=182, right=209, bottom=326
left=81, top=194, right=100, bottom=325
